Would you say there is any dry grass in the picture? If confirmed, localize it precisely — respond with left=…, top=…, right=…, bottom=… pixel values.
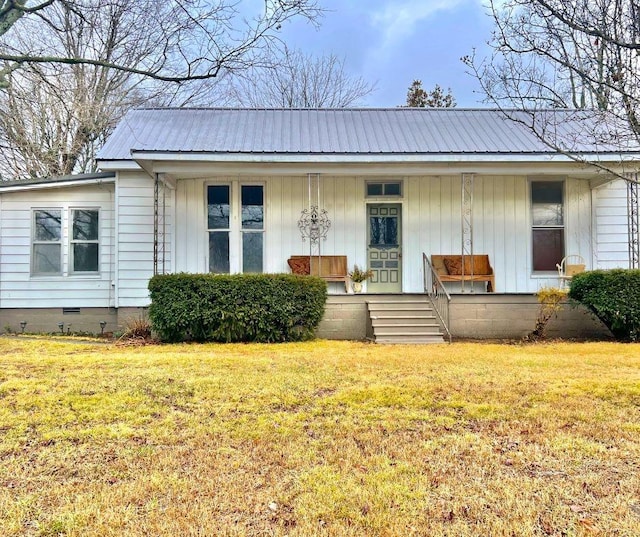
left=0, top=337, right=639, bottom=536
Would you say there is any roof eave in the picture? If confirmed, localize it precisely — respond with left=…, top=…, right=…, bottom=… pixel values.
left=0, top=173, right=116, bottom=192
left=127, top=150, right=640, bottom=164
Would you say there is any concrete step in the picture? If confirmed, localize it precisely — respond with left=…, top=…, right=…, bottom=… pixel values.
left=370, top=319, right=439, bottom=326
left=374, top=334, right=446, bottom=344
left=370, top=314, right=437, bottom=320
left=367, top=300, right=431, bottom=307
left=368, top=305, right=434, bottom=315
left=373, top=325, right=442, bottom=335
left=366, top=297, right=447, bottom=344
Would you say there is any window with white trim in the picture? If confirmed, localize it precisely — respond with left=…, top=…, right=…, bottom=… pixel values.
left=207, top=185, right=231, bottom=273
left=71, top=209, right=99, bottom=273
left=531, top=181, right=564, bottom=271
left=207, top=183, right=264, bottom=273
left=32, top=209, right=62, bottom=275
left=241, top=185, right=264, bottom=273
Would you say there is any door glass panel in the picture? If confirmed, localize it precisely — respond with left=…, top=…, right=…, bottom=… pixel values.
left=370, top=216, right=398, bottom=246
left=242, top=233, right=263, bottom=273
left=207, top=185, right=230, bottom=229
left=209, top=231, right=230, bottom=273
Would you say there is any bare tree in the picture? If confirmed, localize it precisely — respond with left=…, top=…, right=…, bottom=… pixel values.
left=0, top=1, right=321, bottom=88
left=0, top=1, right=322, bottom=178
left=464, top=0, right=640, bottom=176
left=224, top=48, right=375, bottom=108
left=405, top=80, right=456, bottom=107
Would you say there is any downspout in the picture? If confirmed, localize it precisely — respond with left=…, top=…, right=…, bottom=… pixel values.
left=109, top=184, right=115, bottom=309
left=113, top=175, right=120, bottom=309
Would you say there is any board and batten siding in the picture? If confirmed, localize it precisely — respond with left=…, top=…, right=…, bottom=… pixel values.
left=594, top=179, right=630, bottom=269
left=173, top=174, right=596, bottom=294
left=115, top=171, right=173, bottom=307
left=0, top=184, right=115, bottom=308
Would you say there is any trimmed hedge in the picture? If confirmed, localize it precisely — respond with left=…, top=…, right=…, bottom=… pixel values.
left=569, top=269, right=640, bottom=341
left=148, top=273, right=327, bottom=343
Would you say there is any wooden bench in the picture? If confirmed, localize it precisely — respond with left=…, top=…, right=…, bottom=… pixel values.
left=431, top=254, right=495, bottom=292
left=287, top=255, right=349, bottom=291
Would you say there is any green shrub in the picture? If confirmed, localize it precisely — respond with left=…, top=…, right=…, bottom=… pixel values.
left=569, top=269, right=640, bottom=341
left=148, top=273, right=327, bottom=343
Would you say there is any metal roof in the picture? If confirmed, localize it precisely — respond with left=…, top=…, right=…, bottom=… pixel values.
left=97, top=108, right=636, bottom=161
left=0, top=171, right=115, bottom=190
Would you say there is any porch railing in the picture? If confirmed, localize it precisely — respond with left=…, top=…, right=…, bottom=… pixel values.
left=423, top=253, right=452, bottom=342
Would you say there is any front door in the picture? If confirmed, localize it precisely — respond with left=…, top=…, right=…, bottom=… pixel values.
left=367, top=204, right=402, bottom=293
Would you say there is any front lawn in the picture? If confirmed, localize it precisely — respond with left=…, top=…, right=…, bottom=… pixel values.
left=0, top=338, right=639, bottom=536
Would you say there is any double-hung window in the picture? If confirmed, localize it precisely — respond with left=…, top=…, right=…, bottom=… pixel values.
left=71, top=209, right=99, bottom=273
left=32, top=209, right=62, bottom=275
left=241, top=185, right=264, bottom=273
left=207, top=185, right=231, bottom=273
left=207, top=183, right=264, bottom=273
left=31, top=208, right=100, bottom=276
left=531, top=181, right=564, bottom=271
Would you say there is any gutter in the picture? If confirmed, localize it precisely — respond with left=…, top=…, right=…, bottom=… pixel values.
left=0, top=174, right=115, bottom=193
left=126, top=150, right=640, bottom=164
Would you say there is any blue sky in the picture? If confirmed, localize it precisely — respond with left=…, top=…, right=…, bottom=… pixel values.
left=274, top=0, right=494, bottom=107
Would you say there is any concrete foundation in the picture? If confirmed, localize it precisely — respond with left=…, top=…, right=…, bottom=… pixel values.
left=448, top=294, right=611, bottom=340
left=315, top=293, right=612, bottom=341
left=0, top=294, right=612, bottom=340
left=0, top=307, right=147, bottom=336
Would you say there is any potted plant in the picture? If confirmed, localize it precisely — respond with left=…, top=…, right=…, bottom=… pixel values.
left=348, top=265, right=373, bottom=293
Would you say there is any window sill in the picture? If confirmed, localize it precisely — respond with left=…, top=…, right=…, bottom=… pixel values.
left=530, top=272, right=560, bottom=278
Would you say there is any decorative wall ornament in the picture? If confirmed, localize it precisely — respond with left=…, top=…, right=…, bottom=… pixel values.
left=298, top=205, right=331, bottom=246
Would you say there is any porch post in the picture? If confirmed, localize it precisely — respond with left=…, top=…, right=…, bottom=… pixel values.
left=153, top=173, right=167, bottom=276
left=461, top=173, right=475, bottom=292
left=627, top=176, right=639, bottom=269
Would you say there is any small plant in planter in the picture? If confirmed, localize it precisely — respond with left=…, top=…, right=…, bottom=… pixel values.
left=348, top=265, right=373, bottom=293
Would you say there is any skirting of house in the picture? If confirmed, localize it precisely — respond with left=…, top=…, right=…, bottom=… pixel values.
left=316, top=294, right=613, bottom=341
left=0, top=307, right=147, bottom=336
left=0, top=295, right=611, bottom=340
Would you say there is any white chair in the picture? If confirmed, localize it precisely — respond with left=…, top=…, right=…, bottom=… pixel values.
left=556, top=255, right=586, bottom=289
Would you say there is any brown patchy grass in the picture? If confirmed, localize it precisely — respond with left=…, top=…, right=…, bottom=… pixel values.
left=0, top=338, right=639, bottom=536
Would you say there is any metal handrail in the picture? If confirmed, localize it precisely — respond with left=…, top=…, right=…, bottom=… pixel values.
left=423, top=253, right=452, bottom=342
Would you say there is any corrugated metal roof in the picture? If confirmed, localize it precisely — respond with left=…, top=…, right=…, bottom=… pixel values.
left=0, top=171, right=115, bottom=189
left=97, top=108, right=635, bottom=161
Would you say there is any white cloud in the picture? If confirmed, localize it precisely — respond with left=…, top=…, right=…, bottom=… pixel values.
left=370, top=0, right=469, bottom=53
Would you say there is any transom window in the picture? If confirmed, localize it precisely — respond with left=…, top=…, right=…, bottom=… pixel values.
left=531, top=181, right=564, bottom=271
left=366, top=181, right=402, bottom=197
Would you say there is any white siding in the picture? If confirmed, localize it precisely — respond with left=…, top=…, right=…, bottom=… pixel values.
left=115, top=171, right=173, bottom=307
left=173, top=174, right=596, bottom=294
left=594, top=179, right=630, bottom=269
left=0, top=184, right=115, bottom=308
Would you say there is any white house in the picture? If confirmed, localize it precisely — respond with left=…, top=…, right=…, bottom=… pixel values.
left=0, top=108, right=636, bottom=340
